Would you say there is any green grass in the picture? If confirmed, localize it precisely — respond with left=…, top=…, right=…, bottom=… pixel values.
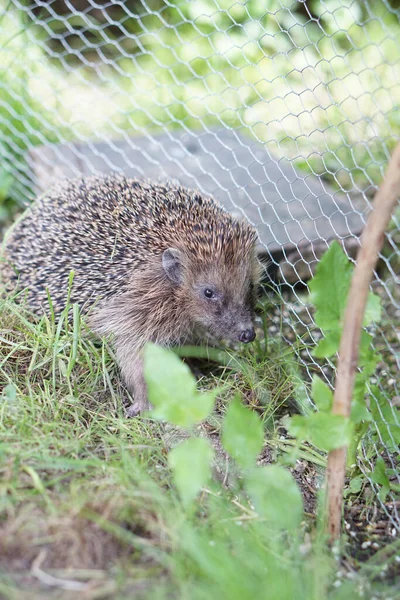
left=0, top=295, right=398, bottom=599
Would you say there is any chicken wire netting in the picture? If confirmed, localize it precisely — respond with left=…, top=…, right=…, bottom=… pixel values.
left=0, top=0, right=399, bottom=530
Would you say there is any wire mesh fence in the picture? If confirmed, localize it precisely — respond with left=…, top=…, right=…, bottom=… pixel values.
left=0, top=0, right=399, bottom=534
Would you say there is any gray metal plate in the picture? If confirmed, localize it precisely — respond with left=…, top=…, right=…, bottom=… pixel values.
left=28, top=128, right=367, bottom=260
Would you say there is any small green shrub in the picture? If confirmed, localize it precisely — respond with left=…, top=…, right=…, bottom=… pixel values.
left=285, top=242, right=399, bottom=500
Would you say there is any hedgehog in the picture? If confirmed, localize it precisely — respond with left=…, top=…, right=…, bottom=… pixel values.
left=1, top=175, right=261, bottom=416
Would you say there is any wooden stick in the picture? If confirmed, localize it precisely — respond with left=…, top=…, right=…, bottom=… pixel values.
left=326, top=142, right=400, bottom=540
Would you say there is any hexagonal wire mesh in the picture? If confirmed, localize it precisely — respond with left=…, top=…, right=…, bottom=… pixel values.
left=0, top=0, right=399, bottom=530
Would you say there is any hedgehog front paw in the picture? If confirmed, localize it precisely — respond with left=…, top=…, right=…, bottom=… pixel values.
left=125, top=399, right=151, bottom=418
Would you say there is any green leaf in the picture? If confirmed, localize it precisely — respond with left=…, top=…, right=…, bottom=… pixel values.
left=359, top=344, right=381, bottom=375
left=344, top=473, right=364, bottom=497
left=364, top=292, right=381, bottom=326
left=351, top=398, right=372, bottom=424
left=370, top=387, right=400, bottom=452
left=370, top=457, right=390, bottom=488
left=151, top=388, right=216, bottom=429
left=144, top=342, right=195, bottom=398
left=378, top=486, right=390, bottom=503
left=313, top=321, right=379, bottom=362
left=307, top=414, right=353, bottom=452
left=359, top=330, right=374, bottom=359
left=144, top=343, right=216, bottom=428
left=309, top=242, right=352, bottom=332
left=309, top=242, right=381, bottom=335
left=286, top=415, right=308, bottom=440
left=245, top=466, right=303, bottom=530
left=312, top=331, right=340, bottom=358
left=351, top=373, right=372, bottom=423
left=287, top=413, right=353, bottom=452
left=311, top=376, right=333, bottom=412
left=370, top=457, right=391, bottom=502
left=221, top=396, right=264, bottom=469
left=168, top=438, right=214, bottom=506
left=349, top=475, right=363, bottom=494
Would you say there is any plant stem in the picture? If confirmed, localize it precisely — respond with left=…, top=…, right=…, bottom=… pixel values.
left=326, top=141, right=400, bottom=540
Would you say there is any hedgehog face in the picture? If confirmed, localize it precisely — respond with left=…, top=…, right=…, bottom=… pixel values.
left=190, top=266, right=255, bottom=343
left=162, top=247, right=259, bottom=344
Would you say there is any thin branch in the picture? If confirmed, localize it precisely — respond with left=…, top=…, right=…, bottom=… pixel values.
left=31, top=550, right=90, bottom=591
left=326, top=142, right=400, bottom=540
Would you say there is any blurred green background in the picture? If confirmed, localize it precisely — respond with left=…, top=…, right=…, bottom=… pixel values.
left=1, top=0, right=400, bottom=225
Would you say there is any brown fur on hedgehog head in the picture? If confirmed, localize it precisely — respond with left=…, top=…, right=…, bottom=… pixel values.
left=161, top=216, right=261, bottom=344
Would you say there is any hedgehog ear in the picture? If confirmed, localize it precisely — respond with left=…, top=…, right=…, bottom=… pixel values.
left=162, top=248, right=183, bottom=284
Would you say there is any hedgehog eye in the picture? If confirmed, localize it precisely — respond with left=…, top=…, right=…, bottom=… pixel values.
left=204, top=288, right=215, bottom=299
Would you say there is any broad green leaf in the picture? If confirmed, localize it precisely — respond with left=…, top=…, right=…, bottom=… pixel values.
left=144, top=343, right=216, bottom=428
left=312, top=331, right=340, bottom=358
left=307, top=413, right=353, bottom=452
left=221, top=396, right=264, bottom=469
left=308, top=413, right=353, bottom=452
left=308, top=242, right=352, bottom=331
left=309, top=242, right=381, bottom=334
left=287, top=413, right=353, bottom=452
left=245, top=466, right=303, bottom=530
left=311, top=376, right=333, bottom=412
left=313, top=326, right=379, bottom=362
left=168, top=438, right=214, bottom=506
left=150, top=388, right=216, bottom=429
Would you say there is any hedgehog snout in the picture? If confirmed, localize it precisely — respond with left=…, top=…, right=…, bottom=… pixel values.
left=238, top=327, right=256, bottom=344
left=228, top=310, right=256, bottom=345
